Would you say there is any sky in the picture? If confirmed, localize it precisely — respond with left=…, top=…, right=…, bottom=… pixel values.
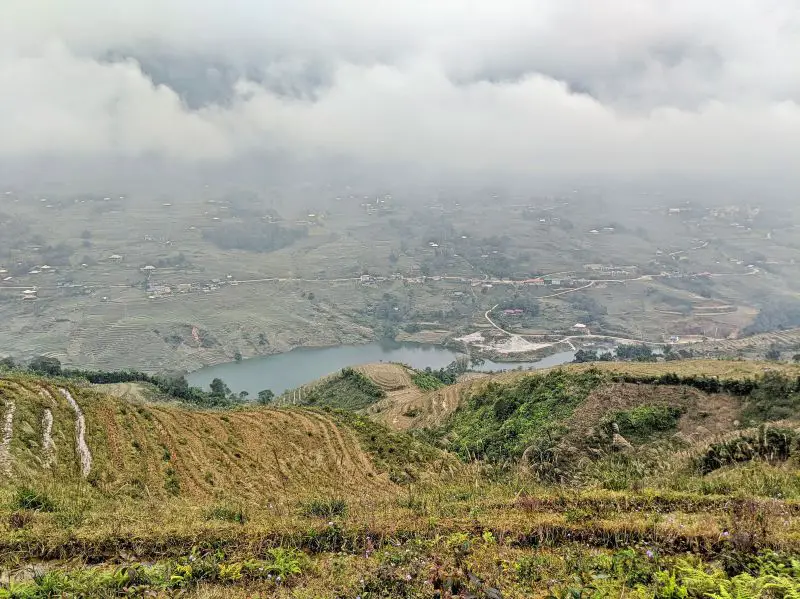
left=1, top=1, right=798, bottom=182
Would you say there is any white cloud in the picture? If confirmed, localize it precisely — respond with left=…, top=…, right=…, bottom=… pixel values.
left=0, top=0, right=798, bottom=179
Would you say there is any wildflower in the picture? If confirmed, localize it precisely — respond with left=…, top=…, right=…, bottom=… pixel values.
left=646, top=550, right=654, bottom=559
left=722, top=531, right=730, bottom=537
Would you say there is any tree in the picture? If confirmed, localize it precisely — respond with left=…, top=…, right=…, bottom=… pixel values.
left=209, top=378, right=231, bottom=397
left=239, top=391, right=249, bottom=400
left=234, top=351, right=243, bottom=362
left=572, top=349, right=598, bottom=363
left=257, top=389, right=275, bottom=405
left=29, top=355, right=62, bottom=376
left=765, top=348, right=781, bottom=361
left=793, top=354, right=800, bottom=363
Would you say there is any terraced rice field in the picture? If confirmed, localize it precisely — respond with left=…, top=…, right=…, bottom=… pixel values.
left=0, top=375, right=393, bottom=500
left=698, top=327, right=800, bottom=354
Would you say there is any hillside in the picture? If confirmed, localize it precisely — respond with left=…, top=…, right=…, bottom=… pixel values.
left=0, top=376, right=399, bottom=501
left=3, top=361, right=800, bottom=597
left=364, top=358, right=800, bottom=432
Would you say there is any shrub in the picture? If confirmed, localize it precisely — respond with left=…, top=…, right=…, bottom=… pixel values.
left=601, top=405, right=684, bottom=443
left=697, top=426, right=798, bottom=475
left=266, top=548, right=305, bottom=579
left=411, top=371, right=445, bottom=391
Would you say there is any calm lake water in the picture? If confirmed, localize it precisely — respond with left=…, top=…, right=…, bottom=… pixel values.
left=187, top=342, right=576, bottom=396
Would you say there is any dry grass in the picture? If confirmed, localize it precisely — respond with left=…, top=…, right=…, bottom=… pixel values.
left=4, top=363, right=800, bottom=597
left=0, top=374, right=393, bottom=503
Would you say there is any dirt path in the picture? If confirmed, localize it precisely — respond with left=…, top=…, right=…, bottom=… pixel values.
left=0, top=398, right=14, bottom=477
left=59, top=388, right=92, bottom=477
left=41, top=409, right=55, bottom=468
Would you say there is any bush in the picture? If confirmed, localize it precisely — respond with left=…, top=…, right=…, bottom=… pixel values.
left=28, top=355, right=62, bottom=376
left=440, top=369, right=606, bottom=462
left=697, top=426, right=798, bottom=475
left=601, top=405, right=684, bottom=443
left=411, top=371, right=445, bottom=391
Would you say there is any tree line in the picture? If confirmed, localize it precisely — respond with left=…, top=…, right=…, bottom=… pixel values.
left=0, top=355, right=274, bottom=408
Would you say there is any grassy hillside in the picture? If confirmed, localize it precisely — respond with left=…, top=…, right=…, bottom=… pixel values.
left=3, top=361, right=800, bottom=598
left=0, top=375, right=398, bottom=501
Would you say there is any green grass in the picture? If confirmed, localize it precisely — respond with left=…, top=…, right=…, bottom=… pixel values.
left=204, top=503, right=248, bottom=524
left=330, top=408, right=450, bottom=483
left=300, top=497, right=348, bottom=519
left=438, top=369, right=607, bottom=463
left=411, top=371, right=445, bottom=391
left=601, top=404, right=685, bottom=443
left=300, top=367, right=386, bottom=411
left=12, top=487, right=56, bottom=512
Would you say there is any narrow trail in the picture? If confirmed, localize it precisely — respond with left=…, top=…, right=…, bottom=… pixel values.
left=0, top=398, right=14, bottom=477
left=59, top=388, right=92, bottom=477
left=41, top=409, right=55, bottom=468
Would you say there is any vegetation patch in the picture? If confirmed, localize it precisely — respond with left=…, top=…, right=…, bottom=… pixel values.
left=331, top=409, right=447, bottom=483
left=12, top=487, right=55, bottom=512
left=697, top=426, right=799, bottom=475
left=600, top=404, right=685, bottom=443
left=204, top=503, right=248, bottom=524
left=411, top=370, right=446, bottom=391
left=437, top=369, right=607, bottom=462
left=0, top=547, right=309, bottom=597
left=300, top=497, right=348, bottom=519
left=302, top=367, right=386, bottom=411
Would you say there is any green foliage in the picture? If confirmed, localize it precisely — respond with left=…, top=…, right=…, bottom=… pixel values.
left=204, top=504, right=247, bottom=524
left=585, top=453, right=650, bottom=491
left=302, top=368, right=386, bottom=411
left=58, top=368, right=241, bottom=408
left=257, top=389, right=275, bottom=404
left=331, top=409, right=446, bottom=483
left=697, top=426, right=798, bottom=475
left=209, top=377, right=231, bottom=398
left=266, top=547, right=305, bottom=579
left=301, top=497, right=348, bottom=519
left=12, top=487, right=55, bottom=512
left=573, top=349, right=599, bottom=363
left=202, top=220, right=306, bottom=253
left=601, top=404, right=684, bottom=443
left=411, top=370, right=446, bottom=391
left=28, top=355, right=62, bottom=376
left=742, top=372, right=800, bottom=422
left=0, top=547, right=309, bottom=597
left=615, top=344, right=656, bottom=362
left=744, top=298, right=800, bottom=336
left=164, top=467, right=180, bottom=496
left=440, top=369, right=606, bottom=462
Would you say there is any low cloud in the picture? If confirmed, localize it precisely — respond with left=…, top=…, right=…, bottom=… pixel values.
left=1, top=0, right=798, bottom=180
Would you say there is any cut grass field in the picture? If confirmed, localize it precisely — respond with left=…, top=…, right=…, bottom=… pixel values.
left=3, top=360, right=800, bottom=597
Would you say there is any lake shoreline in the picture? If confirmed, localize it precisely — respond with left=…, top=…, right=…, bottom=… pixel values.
left=187, top=341, right=577, bottom=396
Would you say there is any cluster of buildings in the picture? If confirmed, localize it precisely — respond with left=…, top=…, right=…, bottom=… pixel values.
left=146, top=275, right=235, bottom=299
